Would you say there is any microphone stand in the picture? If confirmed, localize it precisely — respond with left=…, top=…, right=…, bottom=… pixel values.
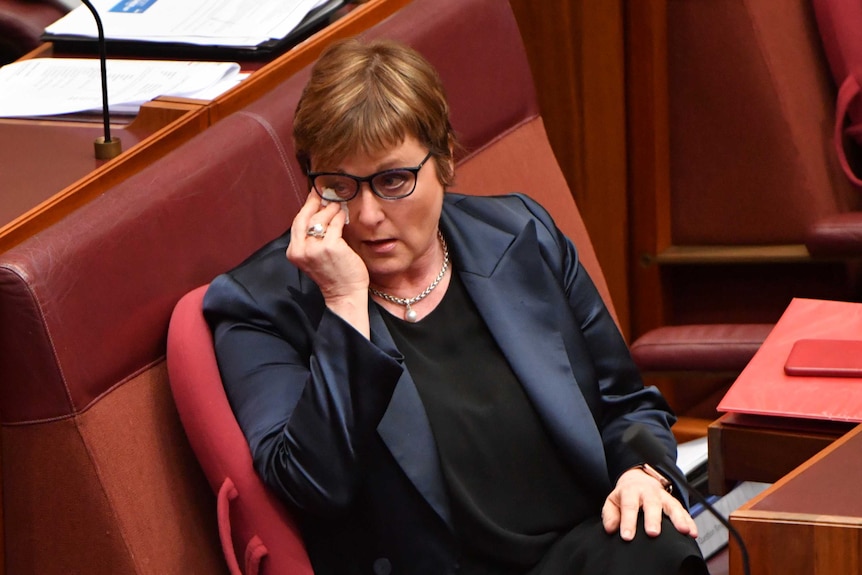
left=81, top=0, right=122, bottom=160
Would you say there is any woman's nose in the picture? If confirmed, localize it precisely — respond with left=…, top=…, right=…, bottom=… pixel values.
left=351, top=183, right=386, bottom=225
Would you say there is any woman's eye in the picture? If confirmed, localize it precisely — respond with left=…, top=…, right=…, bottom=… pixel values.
left=379, top=172, right=409, bottom=190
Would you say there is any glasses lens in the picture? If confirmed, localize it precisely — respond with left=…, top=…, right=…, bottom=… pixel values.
left=372, top=170, right=416, bottom=198
left=314, top=175, right=357, bottom=201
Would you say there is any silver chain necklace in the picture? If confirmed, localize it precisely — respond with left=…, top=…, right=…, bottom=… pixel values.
left=369, top=230, right=449, bottom=323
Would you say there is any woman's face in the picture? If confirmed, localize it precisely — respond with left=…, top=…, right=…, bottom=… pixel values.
left=319, top=135, right=446, bottom=287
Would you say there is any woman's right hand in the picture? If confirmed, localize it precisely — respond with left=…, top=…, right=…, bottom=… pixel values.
left=287, top=192, right=371, bottom=337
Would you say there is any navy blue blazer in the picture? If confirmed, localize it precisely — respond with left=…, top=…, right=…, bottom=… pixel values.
left=203, top=193, right=681, bottom=575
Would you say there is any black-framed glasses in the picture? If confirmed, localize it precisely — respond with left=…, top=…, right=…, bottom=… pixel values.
left=308, top=151, right=433, bottom=202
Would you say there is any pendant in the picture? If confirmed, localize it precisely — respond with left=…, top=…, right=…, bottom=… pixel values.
left=405, top=304, right=418, bottom=323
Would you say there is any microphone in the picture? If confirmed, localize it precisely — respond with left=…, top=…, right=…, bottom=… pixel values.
left=622, top=423, right=751, bottom=575
left=80, top=0, right=122, bottom=159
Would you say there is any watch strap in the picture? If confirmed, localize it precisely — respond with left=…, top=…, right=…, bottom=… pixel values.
left=638, top=463, right=673, bottom=493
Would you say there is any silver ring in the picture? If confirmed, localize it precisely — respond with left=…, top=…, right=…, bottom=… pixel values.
left=306, top=223, right=326, bottom=238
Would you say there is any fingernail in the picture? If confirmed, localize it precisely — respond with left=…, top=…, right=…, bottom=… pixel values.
left=622, top=529, right=633, bottom=540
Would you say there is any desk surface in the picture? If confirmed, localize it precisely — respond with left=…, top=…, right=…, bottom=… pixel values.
left=0, top=0, right=409, bottom=254
left=0, top=99, right=209, bottom=251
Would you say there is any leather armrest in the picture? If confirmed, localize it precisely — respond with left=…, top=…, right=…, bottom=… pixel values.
left=630, top=324, right=774, bottom=373
left=806, top=212, right=862, bottom=257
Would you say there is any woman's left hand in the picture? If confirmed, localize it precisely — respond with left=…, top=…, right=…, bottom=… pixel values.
left=601, top=467, right=698, bottom=541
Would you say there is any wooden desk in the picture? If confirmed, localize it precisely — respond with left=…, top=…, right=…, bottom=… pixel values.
left=729, top=423, right=862, bottom=575
left=0, top=0, right=409, bottom=254
left=0, top=100, right=210, bottom=252
left=707, top=412, right=852, bottom=495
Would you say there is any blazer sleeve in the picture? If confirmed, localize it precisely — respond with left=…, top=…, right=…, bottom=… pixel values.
left=203, top=267, right=404, bottom=516
left=512, top=194, right=683, bottom=492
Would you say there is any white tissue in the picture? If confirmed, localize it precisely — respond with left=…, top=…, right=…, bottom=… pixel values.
left=320, top=188, right=349, bottom=224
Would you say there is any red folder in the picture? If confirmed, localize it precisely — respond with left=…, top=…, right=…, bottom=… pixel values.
left=717, top=298, right=862, bottom=422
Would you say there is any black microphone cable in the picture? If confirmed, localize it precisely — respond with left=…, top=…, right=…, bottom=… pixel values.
left=80, top=0, right=122, bottom=159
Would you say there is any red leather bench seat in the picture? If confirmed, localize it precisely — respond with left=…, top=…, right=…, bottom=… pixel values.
left=0, top=110, right=307, bottom=574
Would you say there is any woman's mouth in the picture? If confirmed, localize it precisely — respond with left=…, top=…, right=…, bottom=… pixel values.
left=364, top=238, right=397, bottom=254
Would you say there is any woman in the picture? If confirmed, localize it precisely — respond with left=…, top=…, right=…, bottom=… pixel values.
left=204, top=38, right=707, bottom=575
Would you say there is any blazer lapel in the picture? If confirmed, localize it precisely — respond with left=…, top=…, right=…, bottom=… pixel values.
left=371, top=306, right=453, bottom=529
left=296, top=250, right=453, bottom=528
left=441, top=203, right=610, bottom=494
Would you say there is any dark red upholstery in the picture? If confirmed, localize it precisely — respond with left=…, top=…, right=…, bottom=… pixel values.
left=630, top=324, right=774, bottom=373
left=0, top=0, right=66, bottom=63
left=168, top=286, right=313, bottom=575
left=806, top=212, right=862, bottom=257
left=813, top=0, right=862, bottom=188
left=0, top=110, right=305, bottom=574
left=665, top=0, right=860, bottom=248
left=803, top=0, right=862, bottom=256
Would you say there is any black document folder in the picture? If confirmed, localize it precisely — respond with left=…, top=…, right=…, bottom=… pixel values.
left=41, top=0, right=346, bottom=61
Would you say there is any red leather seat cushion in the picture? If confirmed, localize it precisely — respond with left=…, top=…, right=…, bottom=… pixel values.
left=630, top=324, right=774, bottom=372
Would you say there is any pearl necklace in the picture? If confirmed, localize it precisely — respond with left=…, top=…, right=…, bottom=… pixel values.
left=369, top=230, right=449, bottom=323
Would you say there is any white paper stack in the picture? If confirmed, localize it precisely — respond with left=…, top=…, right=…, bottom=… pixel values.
left=44, top=0, right=329, bottom=48
left=0, top=58, right=246, bottom=117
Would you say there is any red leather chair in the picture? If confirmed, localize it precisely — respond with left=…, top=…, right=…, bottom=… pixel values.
left=807, top=0, right=862, bottom=256
left=813, top=0, right=862, bottom=192
left=168, top=286, right=313, bottom=575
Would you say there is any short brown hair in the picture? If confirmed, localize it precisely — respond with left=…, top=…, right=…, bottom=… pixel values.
left=293, top=38, right=457, bottom=187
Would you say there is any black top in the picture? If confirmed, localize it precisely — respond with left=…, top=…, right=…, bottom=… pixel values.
left=380, top=270, right=591, bottom=573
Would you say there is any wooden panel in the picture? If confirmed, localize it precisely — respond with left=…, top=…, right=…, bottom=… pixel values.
left=731, top=520, right=862, bottom=575
left=509, top=0, right=630, bottom=338
left=624, top=0, right=671, bottom=339
left=671, top=415, right=712, bottom=443
left=730, top=424, right=862, bottom=574
left=707, top=413, right=849, bottom=495
left=653, top=244, right=812, bottom=265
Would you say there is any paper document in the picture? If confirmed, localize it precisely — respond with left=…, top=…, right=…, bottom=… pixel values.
left=45, top=0, right=328, bottom=48
left=676, top=436, right=708, bottom=477
left=0, top=58, right=245, bottom=117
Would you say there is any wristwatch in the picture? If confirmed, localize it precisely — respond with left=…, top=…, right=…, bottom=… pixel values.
left=637, top=463, right=673, bottom=493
